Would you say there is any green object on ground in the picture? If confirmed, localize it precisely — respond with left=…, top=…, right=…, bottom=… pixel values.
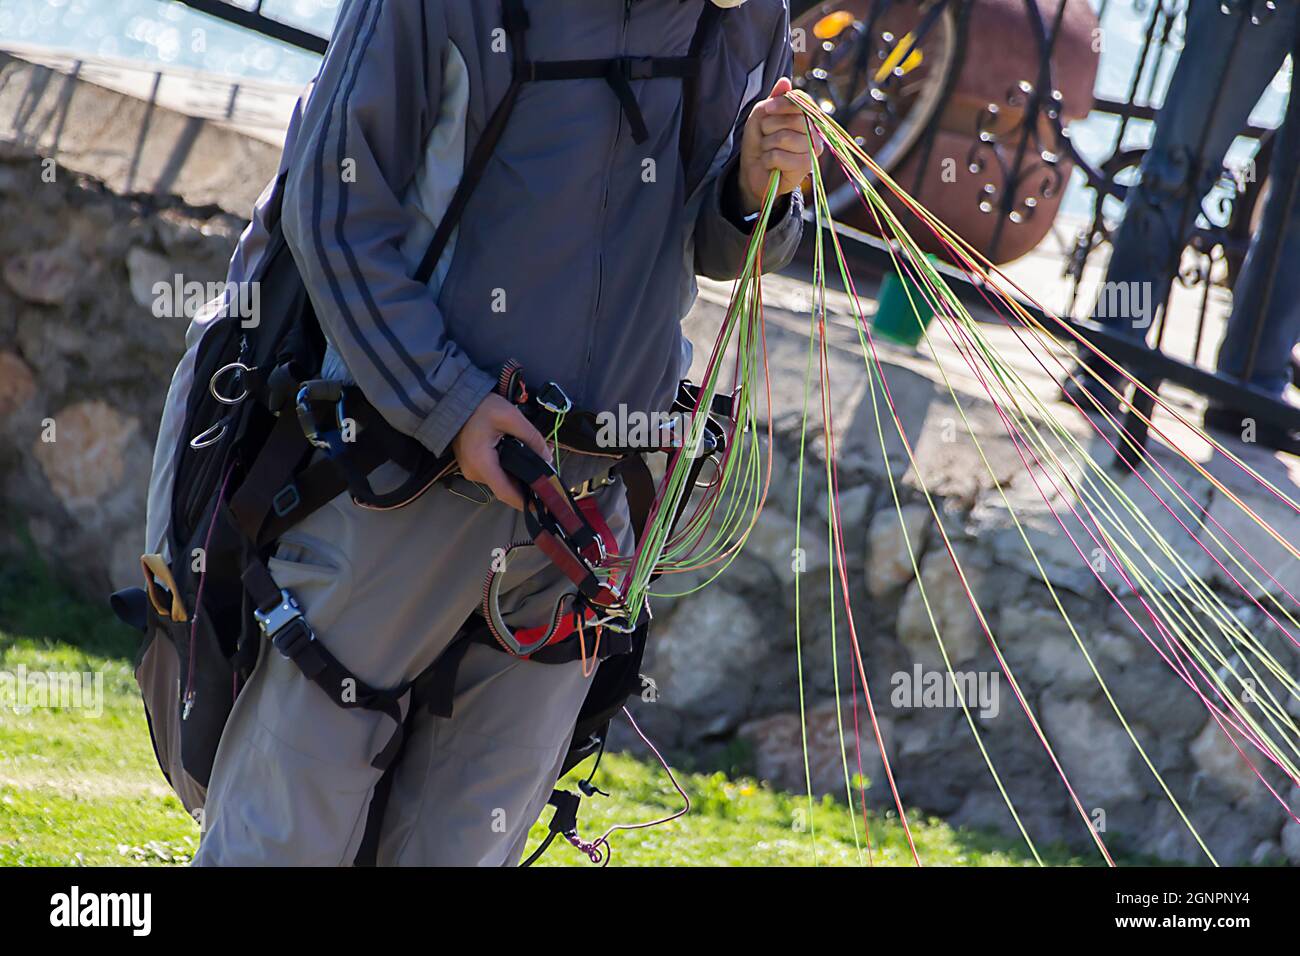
left=873, top=255, right=939, bottom=346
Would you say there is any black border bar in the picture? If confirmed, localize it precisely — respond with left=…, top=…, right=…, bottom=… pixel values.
left=170, top=0, right=328, bottom=55
left=790, top=217, right=1300, bottom=438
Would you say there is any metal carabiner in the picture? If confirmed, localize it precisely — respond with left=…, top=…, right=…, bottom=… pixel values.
left=693, top=453, right=723, bottom=490
left=569, top=472, right=616, bottom=501
left=586, top=526, right=609, bottom=565
left=209, top=362, right=257, bottom=406
left=189, top=420, right=227, bottom=449
left=535, top=381, right=573, bottom=416
left=295, top=380, right=349, bottom=453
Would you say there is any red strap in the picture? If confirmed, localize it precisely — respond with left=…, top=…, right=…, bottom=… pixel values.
left=517, top=611, right=578, bottom=653
left=577, top=496, right=618, bottom=557
left=514, top=498, right=624, bottom=653
left=533, top=530, right=600, bottom=597
left=529, top=474, right=606, bottom=564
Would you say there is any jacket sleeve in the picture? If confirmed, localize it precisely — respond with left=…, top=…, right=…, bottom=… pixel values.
left=280, top=0, right=495, bottom=457
left=693, top=7, right=805, bottom=281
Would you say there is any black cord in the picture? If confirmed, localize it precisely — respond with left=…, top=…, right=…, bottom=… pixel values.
left=579, top=736, right=611, bottom=797
left=519, top=830, right=558, bottom=868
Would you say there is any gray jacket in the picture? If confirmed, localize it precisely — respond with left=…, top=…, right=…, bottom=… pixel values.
left=235, top=0, right=803, bottom=458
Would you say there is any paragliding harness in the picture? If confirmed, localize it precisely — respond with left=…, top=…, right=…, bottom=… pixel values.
left=110, top=0, right=735, bottom=864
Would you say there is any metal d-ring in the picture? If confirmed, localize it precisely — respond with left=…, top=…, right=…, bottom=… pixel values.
left=693, top=453, right=723, bottom=489
left=189, top=420, right=228, bottom=449
left=209, top=362, right=257, bottom=405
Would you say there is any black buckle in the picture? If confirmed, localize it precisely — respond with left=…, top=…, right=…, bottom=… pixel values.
left=271, top=617, right=315, bottom=661
left=272, top=484, right=301, bottom=518
left=623, top=57, right=655, bottom=80
left=253, top=588, right=312, bottom=655
left=295, top=380, right=350, bottom=455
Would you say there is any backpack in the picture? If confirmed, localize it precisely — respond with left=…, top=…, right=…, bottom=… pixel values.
left=110, top=0, right=732, bottom=862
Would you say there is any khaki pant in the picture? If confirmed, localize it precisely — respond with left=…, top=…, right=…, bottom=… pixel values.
left=193, top=455, right=629, bottom=866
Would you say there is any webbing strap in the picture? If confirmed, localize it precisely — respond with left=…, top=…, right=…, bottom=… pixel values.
left=242, top=559, right=409, bottom=770
left=529, top=526, right=605, bottom=601
left=413, top=0, right=530, bottom=285
left=529, top=56, right=699, bottom=144
left=526, top=625, right=635, bottom=665
left=414, top=0, right=723, bottom=283
left=497, top=437, right=603, bottom=562
left=227, top=411, right=312, bottom=543
left=230, top=389, right=453, bottom=548
left=352, top=627, right=470, bottom=866
left=680, top=1, right=726, bottom=172
left=616, top=454, right=657, bottom=544
left=527, top=56, right=699, bottom=82
left=354, top=765, right=396, bottom=868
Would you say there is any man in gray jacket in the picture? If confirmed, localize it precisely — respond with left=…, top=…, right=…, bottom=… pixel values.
left=191, top=0, right=810, bottom=865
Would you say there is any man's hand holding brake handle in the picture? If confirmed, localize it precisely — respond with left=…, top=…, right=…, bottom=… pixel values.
left=451, top=393, right=552, bottom=511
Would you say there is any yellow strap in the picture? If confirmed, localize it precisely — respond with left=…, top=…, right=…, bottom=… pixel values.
left=140, top=553, right=189, bottom=623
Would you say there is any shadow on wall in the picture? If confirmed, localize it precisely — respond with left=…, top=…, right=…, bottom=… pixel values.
left=0, top=49, right=283, bottom=215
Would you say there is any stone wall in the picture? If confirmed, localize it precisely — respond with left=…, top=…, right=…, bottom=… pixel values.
left=0, top=145, right=244, bottom=594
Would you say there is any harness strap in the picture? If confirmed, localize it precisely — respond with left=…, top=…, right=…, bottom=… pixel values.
left=241, top=559, right=410, bottom=772
left=680, top=0, right=727, bottom=174
left=415, top=0, right=727, bottom=282
left=242, top=374, right=665, bottom=552
left=497, top=437, right=602, bottom=560
left=528, top=526, right=605, bottom=601
left=231, top=386, right=455, bottom=548
left=616, top=454, right=657, bottom=543
left=533, top=479, right=602, bottom=561
left=529, top=55, right=699, bottom=144
left=525, top=625, right=636, bottom=665
left=227, top=411, right=312, bottom=543
left=351, top=614, right=630, bottom=866
left=413, top=0, right=531, bottom=286
left=528, top=56, right=699, bottom=82
left=353, top=631, right=476, bottom=867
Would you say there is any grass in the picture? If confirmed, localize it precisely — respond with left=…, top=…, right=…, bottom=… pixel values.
left=0, top=553, right=1090, bottom=867
left=531, top=754, right=1089, bottom=866
left=0, top=556, right=199, bottom=865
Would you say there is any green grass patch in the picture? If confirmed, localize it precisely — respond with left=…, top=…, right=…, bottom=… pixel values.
left=0, top=553, right=1090, bottom=866
left=533, top=753, right=1089, bottom=866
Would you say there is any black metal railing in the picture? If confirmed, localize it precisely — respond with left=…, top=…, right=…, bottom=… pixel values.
left=793, top=0, right=1300, bottom=453
left=172, top=0, right=328, bottom=55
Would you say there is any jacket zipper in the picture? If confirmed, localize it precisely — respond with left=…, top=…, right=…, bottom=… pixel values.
left=583, top=0, right=634, bottom=394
